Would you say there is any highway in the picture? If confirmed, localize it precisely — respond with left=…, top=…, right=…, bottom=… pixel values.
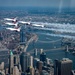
left=23, top=34, right=38, bottom=52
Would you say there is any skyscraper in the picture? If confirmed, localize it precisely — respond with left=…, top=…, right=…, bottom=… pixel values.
left=13, top=66, right=20, bottom=75
left=20, top=25, right=26, bottom=43
left=54, top=58, right=72, bottom=75
left=30, top=67, right=34, bottom=75
left=0, top=49, right=9, bottom=69
left=14, top=55, right=20, bottom=65
left=29, top=56, right=33, bottom=68
left=20, top=52, right=28, bottom=73
left=46, top=58, right=50, bottom=65
left=34, top=48, right=37, bottom=58
left=20, top=52, right=33, bottom=73
left=36, top=61, right=43, bottom=74
left=9, top=50, right=14, bottom=75
left=0, top=62, right=4, bottom=70
left=40, top=52, right=46, bottom=63
left=33, top=58, right=40, bottom=68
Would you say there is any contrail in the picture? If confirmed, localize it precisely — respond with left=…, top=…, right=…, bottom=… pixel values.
left=32, top=22, right=75, bottom=30
left=33, top=27, right=75, bottom=33
left=37, top=32, right=75, bottom=39
left=32, top=22, right=75, bottom=33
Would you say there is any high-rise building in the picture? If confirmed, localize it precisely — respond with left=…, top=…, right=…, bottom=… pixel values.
left=9, top=50, right=14, bottom=74
left=54, top=58, right=72, bottom=75
left=18, top=63, right=22, bottom=73
left=29, top=56, right=33, bottom=68
left=14, top=55, right=20, bottom=65
left=20, top=52, right=33, bottom=73
left=36, top=61, right=43, bottom=74
left=33, top=58, right=40, bottom=68
left=41, top=70, right=50, bottom=75
left=54, top=59, right=58, bottom=75
left=0, top=49, right=9, bottom=69
left=30, top=67, right=34, bottom=75
left=0, top=62, right=4, bottom=70
left=0, top=70, right=5, bottom=75
left=46, top=58, right=50, bottom=65
left=13, top=66, right=20, bottom=75
left=20, top=52, right=27, bottom=72
left=26, top=67, right=34, bottom=75
left=34, top=48, right=37, bottom=58
left=40, top=52, right=46, bottom=63
left=20, top=25, right=26, bottom=43
left=34, top=69, right=40, bottom=75
left=40, top=49, right=43, bottom=54
left=5, top=68, right=9, bottom=75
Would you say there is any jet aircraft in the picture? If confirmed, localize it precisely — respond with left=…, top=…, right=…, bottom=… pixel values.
left=6, top=27, right=21, bottom=32
left=32, top=24, right=44, bottom=28
left=4, top=17, right=17, bottom=23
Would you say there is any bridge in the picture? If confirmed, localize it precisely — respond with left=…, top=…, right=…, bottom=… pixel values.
left=28, top=46, right=66, bottom=54
left=38, top=39, right=61, bottom=43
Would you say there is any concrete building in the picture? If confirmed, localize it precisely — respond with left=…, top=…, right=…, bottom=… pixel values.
left=20, top=52, right=28, bottom=72
left=20, top=25, right=26, bottom=42
left=41, top=70, right=49, bottom=75
left=0, top=49, right=9, bottom=69
left=9, top=50, right=14, bottom=75
left=5, top=68, right=9, bottom=75
left=29, top=56, right=33, bottom=68
left=30, top=67, right=34, bottom=75
left=14, top=55, right=20, bottom=65
left=0, top=62, right=4, bottom=70
left=54, top=58, right=73, bottom=75
left=40, top=52, right=46, bottom=63
left=36, top=61, right=43, bottom=74
left=34, top=48, right=37, bottom=58
left=34, top=69, right=40, bottom=75
left=33, top=58, right=40, bottom=68
left=13, top=66, right=20, bottom=75
left=20, top=52, right=33, bottom=73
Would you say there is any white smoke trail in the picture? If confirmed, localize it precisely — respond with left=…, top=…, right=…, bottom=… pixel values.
left=33, top=27, right=75, bottom=33
left=32, top=22, right=75, bottom=30
left=31, top=22, right=75, bottom=39
left=38, top=33, right=75, bottom=39
left=32, top=22, right=75, bottom=33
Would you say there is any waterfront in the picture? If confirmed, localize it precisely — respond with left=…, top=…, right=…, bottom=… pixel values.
left=27, top=32, right=75, bottom=69
left=0, top=7, right=75, bottom=71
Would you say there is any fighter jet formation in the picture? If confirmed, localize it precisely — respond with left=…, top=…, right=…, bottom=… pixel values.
left=4, top=17, right=45, bottom=32
left=3, top=17, right=75, bottom=39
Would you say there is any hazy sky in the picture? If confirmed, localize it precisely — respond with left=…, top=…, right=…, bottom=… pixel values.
left=0, top=0, right=75, bottom=8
